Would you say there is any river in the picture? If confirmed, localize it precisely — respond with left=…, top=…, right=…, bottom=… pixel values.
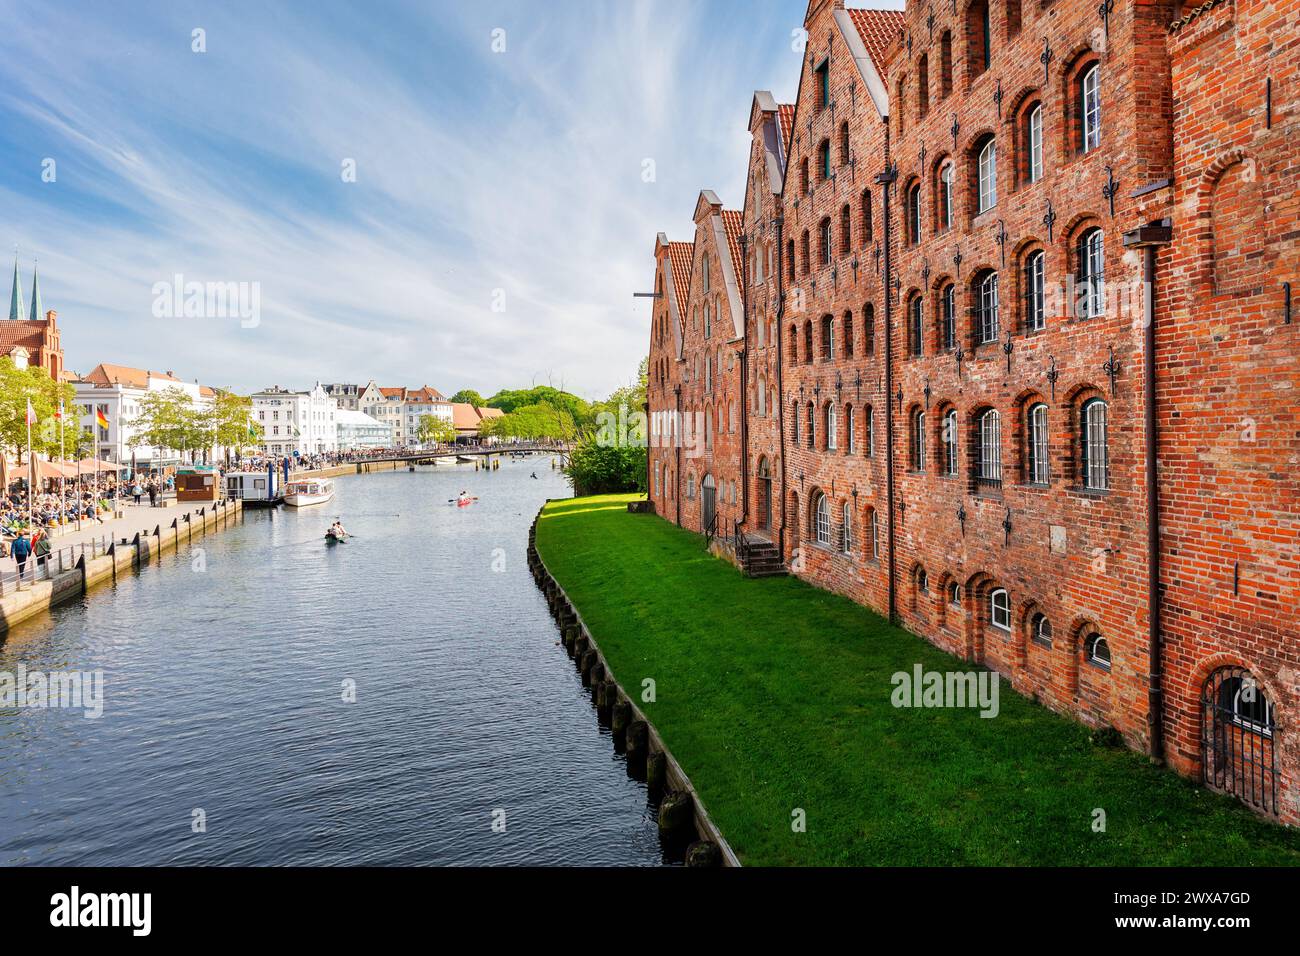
left=0, top=458, right=667, bottom=866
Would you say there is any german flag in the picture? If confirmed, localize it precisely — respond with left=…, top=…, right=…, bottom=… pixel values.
left=95, top=407, right=109, bottom=430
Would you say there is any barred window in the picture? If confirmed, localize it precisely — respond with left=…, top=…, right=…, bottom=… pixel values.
left=1077, top=228, right=1105, bottom=319
left=1024, top=249, right=1045, bottom=331
left=978, top=271, right=1000, bottom=344
left=911, top=409, right=927, bottom=471
left=910, top=296, right=924, bottom=356
left=1027, top=402, right=1049, bottom=484
left=908, top=182, right=922, bottom=244
left=806, top=402, right=816, bottom=449
left=841, top=502, right=853, bottom=554
left=1082, top=398, right=1109, bottom=490
left=978, top=408, right=1002, bottom=484
left=814, top=493, right=830, bottom=546
left=941, top=283, right=957, bottom=350
left=820, top=217, right=832, bottom=266
left=1085, top=632, right=1111, bottom=669
left=826, top=403, right=838, bottom=451
left=1027, top=104, right=1043, bottom=183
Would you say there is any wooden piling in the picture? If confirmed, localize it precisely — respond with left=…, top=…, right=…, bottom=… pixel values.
left=685, top=841, right=722, bottom=868
left=657, top=790, right=695, bottom=842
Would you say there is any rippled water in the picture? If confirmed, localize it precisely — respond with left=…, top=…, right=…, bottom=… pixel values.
left=0, top=459, right=666, bottom=866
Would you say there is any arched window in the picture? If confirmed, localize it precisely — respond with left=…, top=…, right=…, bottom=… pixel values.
left=815, top=58, right=830, bottom=109
left=907, top=181, right=922, bottom=244
left=938, top=162, right=954, bottom=232
left=978, top=408, right=1002, bottom=486
left=803, top=320, right=813, bottom=362
left=917, top=567, right=929, bottom=594
left=1076, top=227, right=1105, bottom=319
left=977, top=137, right=997, bottom=213
left=1024, top=249, right=1045, bottom=331
left=757, top=377, right=767, bottom=417
left=861, top=189, right=873, bottom=245
left=819, top=217, right=832, bottom=266
left=864, top=303, right=876, bottom=355
left=843, top=311, right=855, bottom=357
left=943, top=408, right=959, bottom=475
left=1027, top=402, right=1049, bottom=484
left=911, top=408, right=927, bottom=471
left=846, top=404, right=856, bottom=453
left=940, top=31, right=954, bottom=98
left=1026, top=104, right=1044, bottom=184
left=1081, top=398, right=1109, bottom=490
left=990, top=587, right=1011, bottom=631
left=909, top=295, right=924, bottom=356
left=840, top=204, right=852, bottom=255
left=1080, top=64, right=1101, bottom=153
left=701, top=254, right=710, bottom=293
left=868, top=507, right=879, bottom=559
left=841, top=502, right=853, bottom=553
left=1084, top=632, right=1111, bottom=669
left=1031, top=612, right=1052, bottom=647
left=948, top=581, right=962, bottom=607
left=821, top=314, right=835, bottom=360
left=826, top=402, right=838, bottom=451
left=941, top=283, right=956, bottom=350
left=813, top=492, right=831, bottom=546
left=977, top=270, right=1000, bottom=344
left=789, top=324, right=799, bottom=364
left=918, top=54, right=930, bottom=117
left=703, top=301, right=711, bottom=339
left=968, top=0, right=991, bottom=78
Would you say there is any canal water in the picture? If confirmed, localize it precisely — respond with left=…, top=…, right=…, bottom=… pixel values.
left=0, top=459, right=667, bottom=866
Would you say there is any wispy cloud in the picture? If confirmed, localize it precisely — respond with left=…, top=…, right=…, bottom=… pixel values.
left=0, top=0, right=810, bottom=397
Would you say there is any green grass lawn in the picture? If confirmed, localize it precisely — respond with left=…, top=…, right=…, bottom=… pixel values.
left=536, top=494, right=1300, bottom=866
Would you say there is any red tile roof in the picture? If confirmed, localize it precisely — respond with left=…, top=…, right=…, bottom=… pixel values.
left=379, top=387, right=408, bottom=399
left=778, top=103, right=796, bottom=153
left=450, top=403, right=504, bottom=430
left=720, top=209, right=745, bottom=289
left=667, top=241, right=694, bottom=314
left=0, top=321, right=48, bottom=356
left=847, top=8, right=905, bottom=72
left=82, top=363, right=183, bottom=388
left=405, top=386, right=446, bottom=404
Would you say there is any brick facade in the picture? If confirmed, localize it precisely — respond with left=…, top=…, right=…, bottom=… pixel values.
left=645, top=0, right=1299, bottom=822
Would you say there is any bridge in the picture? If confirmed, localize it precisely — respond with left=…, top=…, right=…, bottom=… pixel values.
left=352, top=442, right=570, bottom=466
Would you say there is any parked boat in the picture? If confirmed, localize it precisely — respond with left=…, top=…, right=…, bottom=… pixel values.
left=455, top=455, right=475, bottom=464
left=285, top=478, right=335, bottom=508
left=224, top=470, right=283, bottom=508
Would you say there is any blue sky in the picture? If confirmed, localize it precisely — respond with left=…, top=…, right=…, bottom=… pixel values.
left=0, top=0, right=883, bottom=399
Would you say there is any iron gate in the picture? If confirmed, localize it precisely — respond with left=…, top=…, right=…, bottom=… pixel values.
left=1201, top=666, right=1277, bottom=815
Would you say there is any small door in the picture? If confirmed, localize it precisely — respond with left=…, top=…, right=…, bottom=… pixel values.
left=702, top=474, right=717, bottom=533
left=756, top=458, right=772, bottom=530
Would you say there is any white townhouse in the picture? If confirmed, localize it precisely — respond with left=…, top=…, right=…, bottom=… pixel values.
left=252, top=383, right=338, bottom=456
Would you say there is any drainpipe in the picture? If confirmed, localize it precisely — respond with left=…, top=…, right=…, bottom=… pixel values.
left=774, top=214, right=788, bottom=559
left=876, top=153, right=899, bottom=626
left=1124, top=217, right=1172, bottom=764
left=739, top=233, right=750, bottom=532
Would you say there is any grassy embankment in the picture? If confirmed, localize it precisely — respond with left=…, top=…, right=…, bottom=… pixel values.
left=535, top=494, right=1300, bottom=866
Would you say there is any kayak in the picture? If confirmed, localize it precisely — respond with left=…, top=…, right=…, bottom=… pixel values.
left=325, top=532, right=348, bottom=544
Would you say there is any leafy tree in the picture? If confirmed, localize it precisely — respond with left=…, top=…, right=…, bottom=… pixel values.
left=449, top=389, right=486, bottom=406
left=482, top=400, right=581, bottom=441
left=566, top=443, right=647, bottom=496
left=418, top=414, right=457, bottom=444
left=128, top=387, right=207, bottom=460
left=0, top=358, right=81, bottom=462
left=202, top=391, right=259, bottom=455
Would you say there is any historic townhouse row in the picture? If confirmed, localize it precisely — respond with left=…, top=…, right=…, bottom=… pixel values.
left=646, top=0, right=1299, bottom=823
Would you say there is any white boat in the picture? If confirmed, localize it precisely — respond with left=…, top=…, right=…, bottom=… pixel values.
left=285, top=477, right=335, bottom=508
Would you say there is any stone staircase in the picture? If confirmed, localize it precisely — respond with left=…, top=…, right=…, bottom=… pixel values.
left=740, top=537, right=787, bottom=578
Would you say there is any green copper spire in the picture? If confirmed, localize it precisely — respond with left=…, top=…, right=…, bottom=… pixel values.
left=29, top=259, right=43, bottom=322
left=9, top=252, right=23, bottom=322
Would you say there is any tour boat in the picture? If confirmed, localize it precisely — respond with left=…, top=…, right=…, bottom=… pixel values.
left=285, top=478, right=335, bottom=508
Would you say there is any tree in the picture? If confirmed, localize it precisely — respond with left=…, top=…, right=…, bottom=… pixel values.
left=201, top=391, right=259, bottom=456
left=449, top=389, right=486, bottom=406
left=481, top=400, right=581, bottom=441
left=128, top=387, right=207, bottom=461
left=0, top=358, right=80, bottom=463
left=418, top=414, right=457, bottom=445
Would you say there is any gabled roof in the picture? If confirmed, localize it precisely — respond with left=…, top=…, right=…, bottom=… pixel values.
left=778, top=103, right=796, bottom=152
left=82, top=363, right=183, bottom=388
left=405, top=386, right=446, bottom=404
left=846, top=8, right=904, bottom=69
left=450, top=403, right=503, bottom=429
left=667, top=241, right=694, bottom=322
left=378, top=386, right=408, bottom=399
left=0, top=322, right=48, bottom=357
left=720, top=209, right=745, bottom=290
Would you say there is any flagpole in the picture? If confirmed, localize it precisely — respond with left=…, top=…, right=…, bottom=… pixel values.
left=25, top=399, right=34, bottom=538
left=58, top=400, right=65, bottom=530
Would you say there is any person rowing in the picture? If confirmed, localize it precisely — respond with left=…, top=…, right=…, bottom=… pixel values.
left=326, top=520, right=350, bottom=540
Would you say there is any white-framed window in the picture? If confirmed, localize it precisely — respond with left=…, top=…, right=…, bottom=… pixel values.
left=940, top=163, right=954, bottom=231
left=978, top=408, right=1002, bottom=484
left=978, top=138, right=997, bottom=212
left=814, top=493, right=830, bottom=546
left=841, top=502, right=853, bottom=554
left=806, top=403, right=815, bottom=448
left=912, top=409, right=927, bottom=471
left=1085, top=632, right=1111, bottom=669
left=869, top=508, right=879, bottom=559
left=941, top=284, right=956, bottom=350
left=1081, top=64, right=1101, bottom=153
left=826, top=403, right=838, bottom=451
left=944, top=408, right=959, bottom=476
left=979, top=271, right=1000, bottom=344
left=1032, top=613, right=1053, bottom=647
left=948, top=581, right=962, bottom=607
left=1077, top=228, right=1105, bottom=319
left=917, top=567, right=929, bottom=593
left=990, top=587, right=1011, bottom=631
left=1082, top=398, right=1109, bottom=490
left=1028, top=402, right=1049, bottom=484
left=1028, top=104, right=1043, bottom=183
left=1025, top=250, right=1045, bottom=332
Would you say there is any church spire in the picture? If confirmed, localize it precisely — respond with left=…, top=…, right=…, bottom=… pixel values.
left=9, top=251, right=24, bottom=322
left=29, top=259, right=43, bottom=322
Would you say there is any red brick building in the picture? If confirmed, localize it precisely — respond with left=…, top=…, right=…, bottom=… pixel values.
left=645, top=0, right=1298, bottom=821
left=3, top=258, right=64, bottom=381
